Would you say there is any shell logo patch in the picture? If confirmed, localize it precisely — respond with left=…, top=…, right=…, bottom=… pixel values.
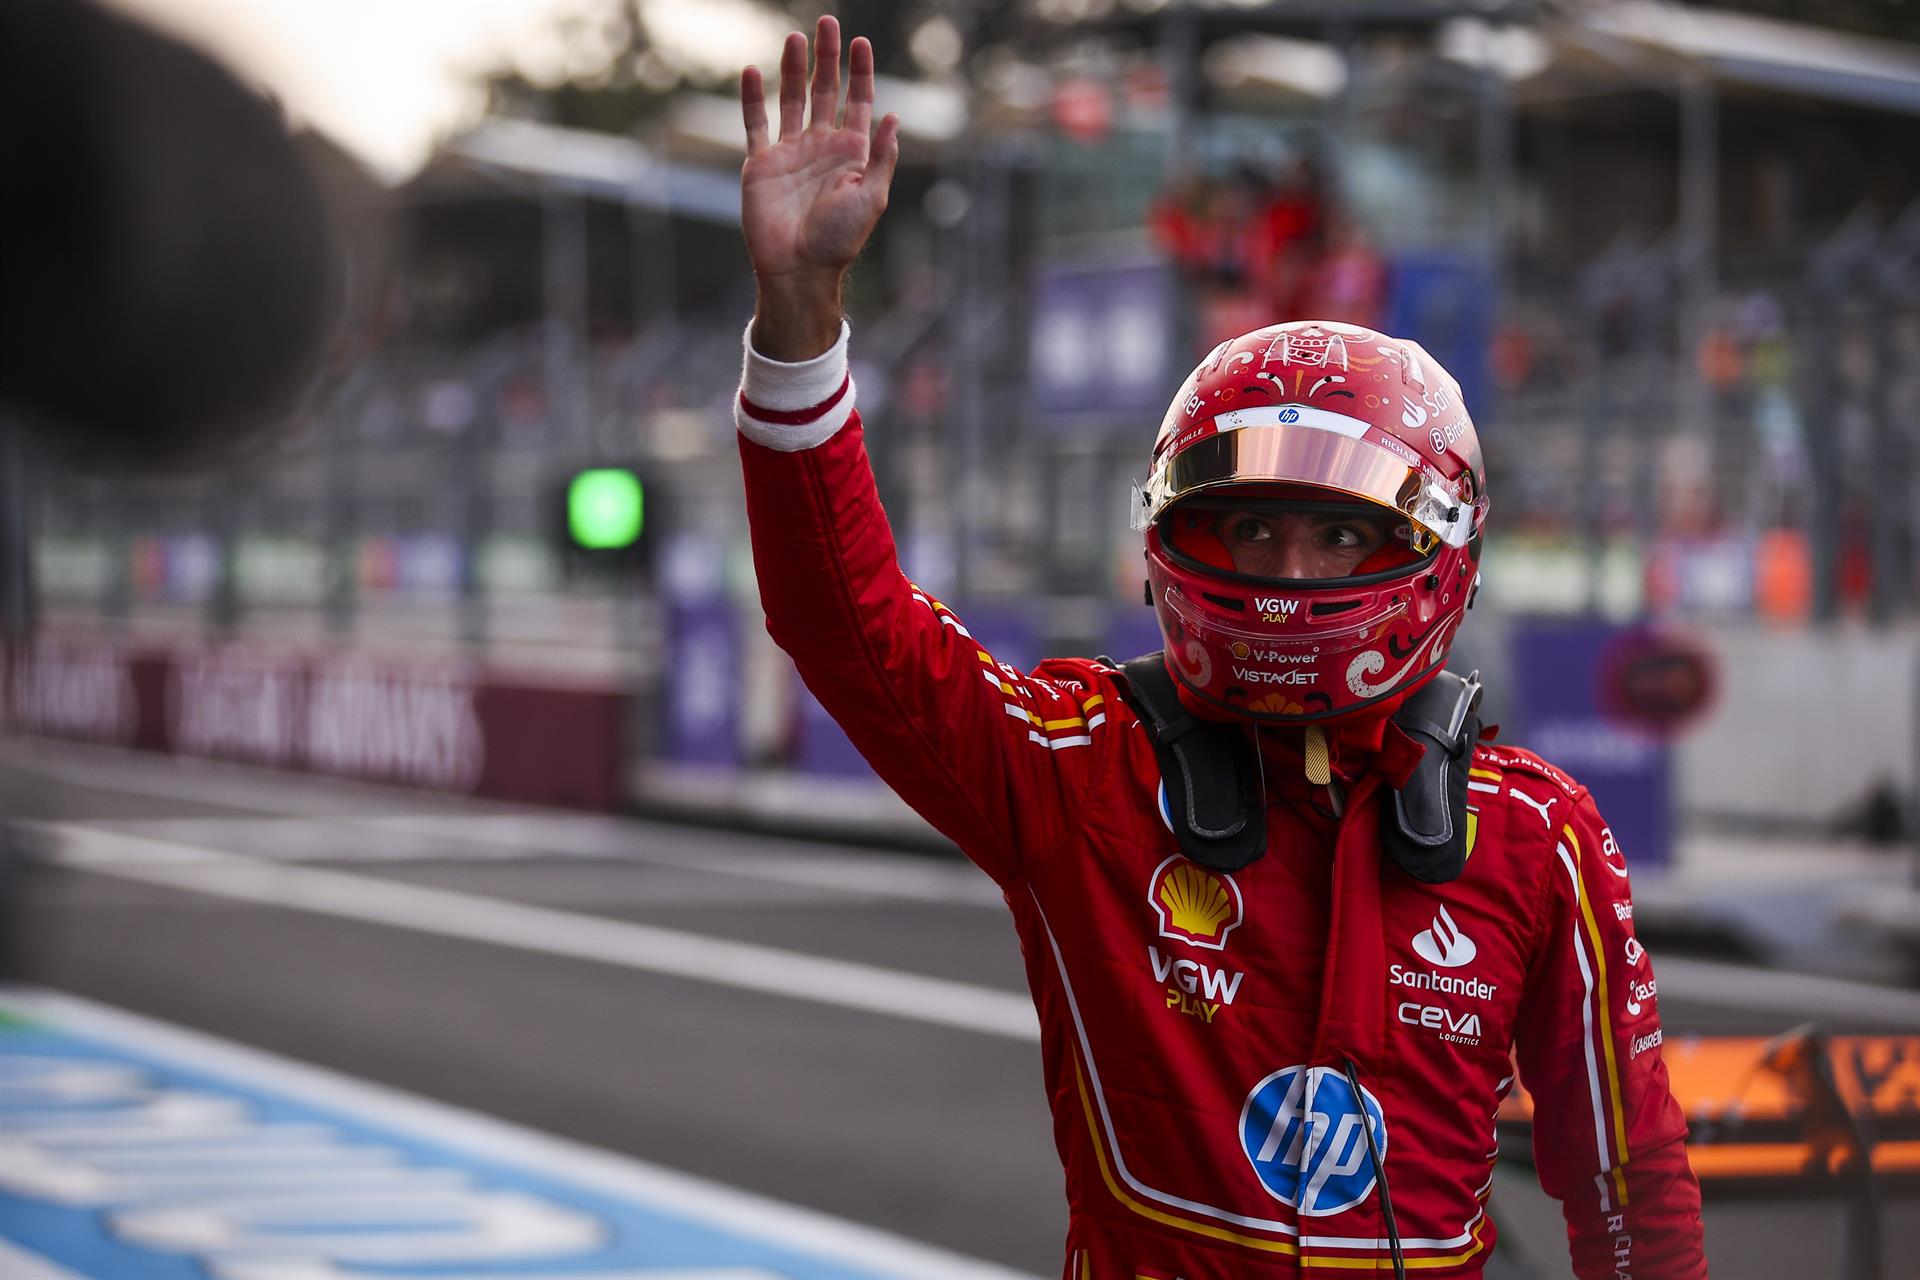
left=1148, top=854, right=1244, bottom=951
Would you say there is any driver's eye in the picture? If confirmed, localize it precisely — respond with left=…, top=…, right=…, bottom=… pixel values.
left=1322, top=524, right=1363, bottom=548
left=1232, top=518, right=1271, bottom=543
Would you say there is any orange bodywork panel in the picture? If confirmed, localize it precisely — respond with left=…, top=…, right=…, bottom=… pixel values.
left=1497, top=1035, right=1920, bottom=1189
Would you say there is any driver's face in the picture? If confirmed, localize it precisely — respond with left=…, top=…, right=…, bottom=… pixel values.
left=1218, top=508, right=1392, bottom=579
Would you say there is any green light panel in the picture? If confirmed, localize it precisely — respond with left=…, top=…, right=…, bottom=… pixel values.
left=567, top=468, right=644, bottom=550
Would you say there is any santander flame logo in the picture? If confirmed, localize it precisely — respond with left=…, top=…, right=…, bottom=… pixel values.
left=1411, top=905, right=1476, bottom=969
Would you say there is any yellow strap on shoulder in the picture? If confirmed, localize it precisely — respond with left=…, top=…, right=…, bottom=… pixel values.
left=1303, top=725, right=1332, bottom=786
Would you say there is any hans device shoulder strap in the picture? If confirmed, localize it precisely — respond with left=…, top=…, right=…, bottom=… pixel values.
left=1380, top=668, right=1483, bottom=885
left=1113, top=654, right=1483, bottom=884
left=1114, top=654, right=1267, bottom=871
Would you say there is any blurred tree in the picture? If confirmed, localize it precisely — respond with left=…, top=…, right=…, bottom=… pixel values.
left=471, top=0, right=1034, bottom=139
left=774, top=1, right=1027, bottom=81
left=473, top=0, right=1915, bottom=139
left=477, top=0, right=683, bottom=132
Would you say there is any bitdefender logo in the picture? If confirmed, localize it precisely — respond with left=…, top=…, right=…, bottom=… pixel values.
left=1411, top=905, right=1476, bottom=968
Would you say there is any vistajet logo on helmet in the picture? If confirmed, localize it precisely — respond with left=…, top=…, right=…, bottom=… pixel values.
left=1134, top=320, right=1487, bottom=723
left=733, top=17, right=1704, bottom=1276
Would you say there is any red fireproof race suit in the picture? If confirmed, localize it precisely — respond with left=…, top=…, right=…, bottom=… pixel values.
left=735, top=324, right=1707, bottom=1279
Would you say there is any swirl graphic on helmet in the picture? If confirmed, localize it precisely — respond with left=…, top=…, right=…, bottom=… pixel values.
left=1178, top=638, right=1213, bottom=689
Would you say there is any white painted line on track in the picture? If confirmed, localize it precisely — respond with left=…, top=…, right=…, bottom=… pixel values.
left=354, top=814, right=1005, bottom=905
left=82, top=816, right=539, bottom=865
left=0, top=987, right=1045, bottom=1280
left=31, top=820, right=1920, bottom=1036
left=81, top=811, right=1003, bottom=904
left=0, top=738, right=1004, bottom=906
left=29, top=823, right=1042, bottom=1044
left=0, top=738, right=473, bottom=819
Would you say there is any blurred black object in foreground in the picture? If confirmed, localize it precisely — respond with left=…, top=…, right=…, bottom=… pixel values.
left=0, top=0, right=341, bottom=468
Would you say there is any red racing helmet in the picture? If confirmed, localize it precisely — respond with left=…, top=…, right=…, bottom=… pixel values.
left=1135, top=320, right=1488, bottom=724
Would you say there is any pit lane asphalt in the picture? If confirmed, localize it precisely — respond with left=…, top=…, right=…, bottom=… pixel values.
left=2, top=738, right=1916, bottom=1279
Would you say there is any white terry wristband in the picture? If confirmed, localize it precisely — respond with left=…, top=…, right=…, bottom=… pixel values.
left=736, top=319, right=855, bottom=452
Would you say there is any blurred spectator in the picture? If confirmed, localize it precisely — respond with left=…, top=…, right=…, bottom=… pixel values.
left=1243, top=157, right=1323, bottom=318
left=1147, top=169, right=1214, bottom=273
left=1303, top=215, right=1387, bottom=328
left=1151, top=155, right=1378, bottom=346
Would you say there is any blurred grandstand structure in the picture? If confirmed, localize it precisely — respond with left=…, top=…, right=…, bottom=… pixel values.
left=11, top=0, right=1920, bottom=868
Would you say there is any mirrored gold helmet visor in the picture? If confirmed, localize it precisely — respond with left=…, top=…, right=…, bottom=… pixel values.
left=1133, top=417, right=1472, bottom=551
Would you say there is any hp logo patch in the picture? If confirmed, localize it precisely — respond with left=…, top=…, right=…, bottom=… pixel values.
left=1278, top=407, right=1301, bottom=423
left=1238, top=1066, right=1388, bottom=1216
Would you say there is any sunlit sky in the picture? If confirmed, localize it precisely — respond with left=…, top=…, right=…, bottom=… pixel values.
left=107, top=0, right=787, bottom=179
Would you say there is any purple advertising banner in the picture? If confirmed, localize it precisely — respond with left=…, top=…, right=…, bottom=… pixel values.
left=793, top=602, right=1040, bottom=781
left=1383, top=251, right=1494, bottom=428
left=1104, top=606, right=1164, bottom=668
left=1029, top=259, right=1174, bottom=424
left=792, top=678, right=870, bottom=778
left=664, top=599, right=742, bottom=768
left=1508, top=619, right=1672, bottom=869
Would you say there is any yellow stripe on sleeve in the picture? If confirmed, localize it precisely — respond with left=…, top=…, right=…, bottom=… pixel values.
left=1566, top=823, right=1633, bottom=1206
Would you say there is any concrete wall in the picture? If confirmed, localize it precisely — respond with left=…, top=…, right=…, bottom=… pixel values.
left=1672, top=622, right=1917, bottom=826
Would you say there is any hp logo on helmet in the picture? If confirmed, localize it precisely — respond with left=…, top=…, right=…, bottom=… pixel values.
left=1238, top=1066, right=1388, bottom=1215
left=1278, top=407, right=1301, bottom=423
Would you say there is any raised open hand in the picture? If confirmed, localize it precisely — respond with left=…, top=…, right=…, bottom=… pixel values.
left=740, top=16, right=900, bottom=289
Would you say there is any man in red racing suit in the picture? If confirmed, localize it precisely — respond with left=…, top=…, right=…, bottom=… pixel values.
left=734, top=19, right=1706, bottom=1278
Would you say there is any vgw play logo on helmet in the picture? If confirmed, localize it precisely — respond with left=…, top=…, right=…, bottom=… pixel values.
left=1147, top=850, right=1244, bottom=951
left=1239, top=1066, right=1388, bottom=1215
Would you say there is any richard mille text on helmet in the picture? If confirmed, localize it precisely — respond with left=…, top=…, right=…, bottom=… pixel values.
left=733, top=17, right=1706, bottom=1280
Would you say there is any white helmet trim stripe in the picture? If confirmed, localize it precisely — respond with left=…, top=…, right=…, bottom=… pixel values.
left=1210, top=404, right=1371, bottom=439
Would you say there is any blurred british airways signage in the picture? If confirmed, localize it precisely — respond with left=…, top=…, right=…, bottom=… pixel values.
left=1029, top=258, right=1173, bottom=423
left=6, top=638, right=627, bottom=810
